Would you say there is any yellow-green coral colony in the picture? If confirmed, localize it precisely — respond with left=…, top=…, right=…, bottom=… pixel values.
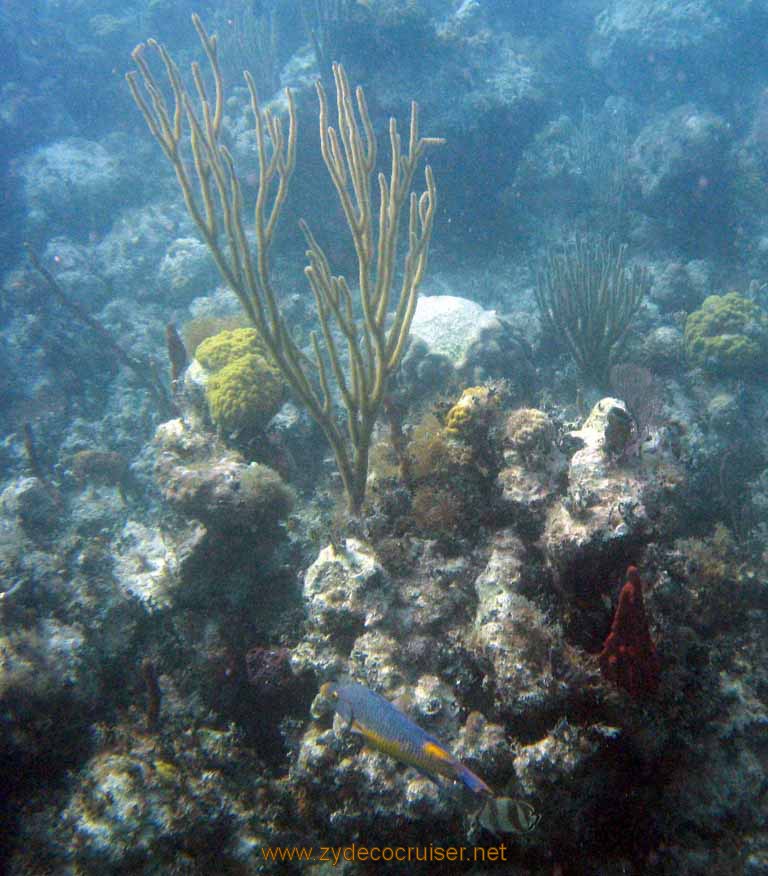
left=181, top=314, right=248, bottom=359
left=195, top=328, right=270, bottom=373
left=444, top=387, right=495, bottom=438
left=195, top=329, right=285, bottom=435
left=684, top=292, right=768, bottom=376
left=505, top=408, right=555, bottom=461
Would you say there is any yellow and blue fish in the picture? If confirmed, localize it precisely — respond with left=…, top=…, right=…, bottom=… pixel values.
left=320, top=681, right=493, bottom=797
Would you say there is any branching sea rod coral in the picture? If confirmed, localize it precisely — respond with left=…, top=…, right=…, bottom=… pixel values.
left=126, top=15, right=443, bottom=514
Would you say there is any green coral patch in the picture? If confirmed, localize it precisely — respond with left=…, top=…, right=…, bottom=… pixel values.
left=206, top=352, right=284, bottom=435
left=195, top=327, right=269, bottom=373
left=194, top=327, right=286, bottom=435
left=683, top=292, right=768, bottom=376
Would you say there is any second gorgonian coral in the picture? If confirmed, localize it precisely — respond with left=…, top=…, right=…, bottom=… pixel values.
left=534, top=236, right=650, bottom=386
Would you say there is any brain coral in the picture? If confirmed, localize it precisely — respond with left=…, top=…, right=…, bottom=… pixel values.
left=505, top=408, right=555, bottom=462
left=684, top=292, right=768, bottom=376
left=195, top=328, right=285, bottom=435
left=195, top=327, right=268, bottom=373
left=206, top=352, right=284, bottom=435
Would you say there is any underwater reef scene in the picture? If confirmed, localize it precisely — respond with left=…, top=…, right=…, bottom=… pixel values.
left=5, top=0, right=768, bottom=874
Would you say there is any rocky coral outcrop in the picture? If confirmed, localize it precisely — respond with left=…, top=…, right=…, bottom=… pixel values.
left=473, top=529, right=593, bottom=725
left=540, top=398, right=684, bottom=584
left=294, top=539, right=395, bottom=679
left=629, top=105, right=731, bottom=206
left=111, top=518, right=202, bottom=609
left=20, top=136, right=145, bottom=239
left=401, top=294, right=534, bottom=395
left=0, top=476, right=59, bottom=538
left=498, top=408, right=568, bottom=535
left=590, top=0, right=740, bottom=98
left=153, top=418, right=293, bottom=537
left=10, top=698, right=273, bottom=875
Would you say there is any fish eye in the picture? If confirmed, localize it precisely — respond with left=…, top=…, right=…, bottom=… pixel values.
left=320, top=682, right=338, bottom=699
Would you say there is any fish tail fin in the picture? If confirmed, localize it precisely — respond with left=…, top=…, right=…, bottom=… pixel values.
left=455, top=762, right=494, bottom=797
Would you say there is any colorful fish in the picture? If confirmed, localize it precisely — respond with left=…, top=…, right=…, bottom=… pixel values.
left=319, top=681, right=493, bottom=797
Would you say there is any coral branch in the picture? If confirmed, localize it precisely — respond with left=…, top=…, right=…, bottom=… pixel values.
left=141, top=658, right=162, bottom=732
left=127, top=18, right=442, bottom=514
left=26, top=246, right=177, bottom=418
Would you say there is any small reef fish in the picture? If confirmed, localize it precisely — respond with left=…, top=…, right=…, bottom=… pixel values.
left=320, top=681, right=493, bottom=797
left=477, top=796, right=542, bottom=836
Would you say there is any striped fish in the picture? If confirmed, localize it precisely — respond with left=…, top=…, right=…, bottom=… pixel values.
left=321, top=681, right=493, bottom=797
left=478, top=796, right=542, bottom=835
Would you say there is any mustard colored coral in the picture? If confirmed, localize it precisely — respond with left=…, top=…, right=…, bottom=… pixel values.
left=195, top=327, right=268, bottom=373
left=195, top=328, right=285, bottom=435
left=205, top=353, right=284, bottom=435
left=684, top=292, right=768, bottom=376
left=444, top=386, right=496, bottom=439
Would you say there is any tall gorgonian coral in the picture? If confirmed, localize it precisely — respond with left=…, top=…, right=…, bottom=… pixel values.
left=534, top=236, right=650, bottom=387
left=127, top=15, right=442, bottom=514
